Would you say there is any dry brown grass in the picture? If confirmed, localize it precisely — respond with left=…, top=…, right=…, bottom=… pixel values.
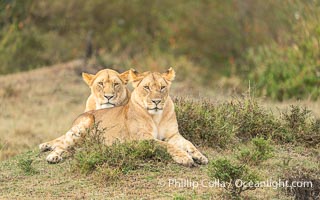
left=0, top=60, right=87, bottom=160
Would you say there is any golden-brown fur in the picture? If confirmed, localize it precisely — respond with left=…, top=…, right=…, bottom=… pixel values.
left=39, top=68, right=130, bottom=154
left=39, top=68, right=208, bottom=166
left=82, top=69, right=130, bottom=111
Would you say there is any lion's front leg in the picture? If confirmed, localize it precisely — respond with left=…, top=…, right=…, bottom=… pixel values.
left=166, top=134, right=208, bottom=165
left=137, top=132, right=195, bottom=167
left=41, top=114, right=94, bottom=164
left=155, top=139, right=195, bottom=167
left=39, top=135, right=66, bottom=152
left=45, top=127, right=82, bottom=163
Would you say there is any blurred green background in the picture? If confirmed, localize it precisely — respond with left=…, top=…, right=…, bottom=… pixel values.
left=0, top=0, right=319, bottom=100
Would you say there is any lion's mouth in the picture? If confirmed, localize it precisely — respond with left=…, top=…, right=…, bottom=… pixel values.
left=102, top=102, right=115, bottom=105
left=147, top=107, right=163, bottom=111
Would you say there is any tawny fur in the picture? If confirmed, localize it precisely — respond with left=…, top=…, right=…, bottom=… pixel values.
left=82, top=69, right=130, bottom=111
left=39, top=69, right=208, bottom=166
left=39, top=68, right=131, bottom=155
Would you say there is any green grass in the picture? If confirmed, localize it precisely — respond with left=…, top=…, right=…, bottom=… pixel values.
left=17, top=154, right=39, bottom=175
left=236, top=137, right=274, bottom=166
left=2, top=144, right=318, bottom=199
left=0, top=149, right=213, bottom=199
left=175, top=97, right=320, bottom=148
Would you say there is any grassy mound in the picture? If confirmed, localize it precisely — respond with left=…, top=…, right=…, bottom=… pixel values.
left=1, top=95, right=319, bottom=199
left=71, top=124, right=172, bottom=183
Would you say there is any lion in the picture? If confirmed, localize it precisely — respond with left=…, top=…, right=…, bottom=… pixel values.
left=82, top=69, right=131, bottom=111
left=39, top=68, right=208, bottom=167
left=39, top=68, right=130, bottom=152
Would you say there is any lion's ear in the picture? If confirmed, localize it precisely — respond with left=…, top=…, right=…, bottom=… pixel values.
left=129, top=68, right=144, bottom=88
left=82, top=72, right=95, bottom=86
left=162, top=67, right=175, bottom=82
left=119, top=70, right=130, bottom=84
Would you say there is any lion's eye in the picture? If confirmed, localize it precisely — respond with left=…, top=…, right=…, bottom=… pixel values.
left=114, top=82, right=119, bottom=87
left=161, top=86, right=166, bottom=91
left=98, top=81, right=104, bottom=86
left=144, top=86, right=150, bottom=90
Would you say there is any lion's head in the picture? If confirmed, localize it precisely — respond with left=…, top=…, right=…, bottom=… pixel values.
left=82, top=69, right=130, bottom=109
left=129, top=68, right=175, bottom=115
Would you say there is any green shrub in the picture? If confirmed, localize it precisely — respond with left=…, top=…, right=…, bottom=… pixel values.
left=72, top=123, right=171, bottom=180
left=207, top=158, right=260, bottom=199
left=174, top=97, right=237, bottom=148
left=175, top=97, right=319, bottom=148
left=17, top=157, right=38, bottom=175
left=281, top=106, right=320, bottom=147
left=175, top=97, right=285, bottom=148
left=237, top=137, right=273, bottom=165
left=282, top=106, right=311, bottom=132
left=230, top=98, right=281, bottom=141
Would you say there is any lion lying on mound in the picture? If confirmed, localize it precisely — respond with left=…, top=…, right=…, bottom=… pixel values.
left=39, top=68, right=130, bottom=152
left=82, top=69, right=131, bottom=111
left=40, top=68, right=208, bottom=167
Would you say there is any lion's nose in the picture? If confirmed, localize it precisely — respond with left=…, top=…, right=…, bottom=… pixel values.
left=152, top=99, right=161, bottom=105
left=104, top=95, right=114, bottom=100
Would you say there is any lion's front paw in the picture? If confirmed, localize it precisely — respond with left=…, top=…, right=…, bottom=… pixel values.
left=46, top=152, right=63, bottom=164
left=192, top=152, right=208, bottom=165
left=172, top=154, right=195, bottom=167
left=39, top=143, right=52, bottom=152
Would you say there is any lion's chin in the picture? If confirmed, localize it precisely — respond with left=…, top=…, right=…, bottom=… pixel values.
left=100, top=104, right=115, bottom=109
left=147, top=109, right=163, bottom=115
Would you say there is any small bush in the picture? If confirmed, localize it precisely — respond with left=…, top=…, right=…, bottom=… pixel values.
left=281, top=106, right=320, bottom=147
left=230, top=98, right=281, bottom=141
left=72, top=123, right=171, bottom=181
left=174, top=97, right=237, bottom=148
left=175, top=97, right=285, bottom=148
left=207, top=158, right=260, bottom=199
left=17, top=157, right=38, bottom=175
left=175, top=97, right=319, bottom=148
left=282, top=106, right=311, bottom=131
left=237, top=137, right=273, bottom=165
